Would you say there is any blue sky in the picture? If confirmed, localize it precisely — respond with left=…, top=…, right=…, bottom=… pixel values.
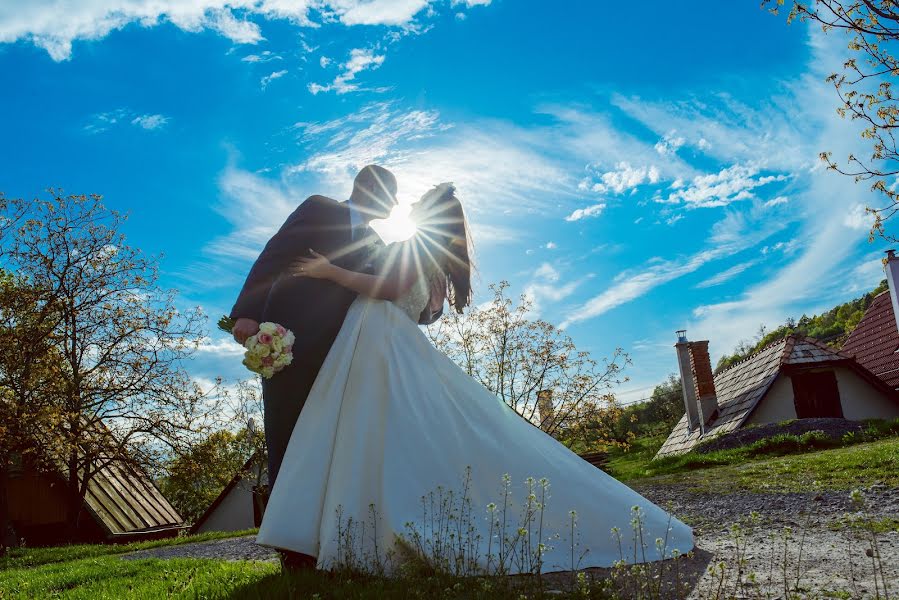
left=0, top=1, right=888, bottom=403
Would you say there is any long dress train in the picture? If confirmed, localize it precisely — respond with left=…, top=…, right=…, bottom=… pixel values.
left=257, top=288, right=693, bottom=574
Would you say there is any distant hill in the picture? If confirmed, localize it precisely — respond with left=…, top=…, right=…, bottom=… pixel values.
left=714, top=279, right=890, bottom=373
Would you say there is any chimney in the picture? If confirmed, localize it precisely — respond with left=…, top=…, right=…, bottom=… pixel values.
left=674, top=331, right=719, bottom=434
left=675, top=330, right=701, bottom=431
left=884, top=250, right=899, bottom=335
left=687, top=340, right=719, bottom=433
left=537, top=390, right=554, bottom=430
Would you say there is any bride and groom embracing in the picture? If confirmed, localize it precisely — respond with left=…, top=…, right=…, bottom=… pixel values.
left=229, top=165, right=693, bottom=574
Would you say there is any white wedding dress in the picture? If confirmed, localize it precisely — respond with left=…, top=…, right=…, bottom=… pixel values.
left=256, top=263, right=693, bottom=574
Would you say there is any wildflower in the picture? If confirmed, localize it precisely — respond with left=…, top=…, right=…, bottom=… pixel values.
left=486, top=502, right=497, bottom=513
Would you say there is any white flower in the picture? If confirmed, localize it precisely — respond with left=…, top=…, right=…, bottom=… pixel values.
left=259, top=322, right=278, bottom=335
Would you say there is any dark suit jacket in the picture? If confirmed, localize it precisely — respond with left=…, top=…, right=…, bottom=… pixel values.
left=230, top=195, right=376, bottom=368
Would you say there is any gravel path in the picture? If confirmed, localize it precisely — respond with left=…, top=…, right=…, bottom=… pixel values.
left=120, top=535, right=278, bottom=563
left=119, top=485, right=899, bottom=598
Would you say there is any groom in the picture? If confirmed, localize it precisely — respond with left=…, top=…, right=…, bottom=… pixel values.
left=230, top=165, right=413, bottom=569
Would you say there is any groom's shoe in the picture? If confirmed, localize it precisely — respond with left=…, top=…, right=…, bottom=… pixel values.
left=279, top=550, right=317, bottom=572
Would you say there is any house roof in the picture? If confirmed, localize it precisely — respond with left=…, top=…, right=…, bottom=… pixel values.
left=842, top=290, right=899, bottom=389
left=82, top=457, right=184, bottom=536
left=654, top=335, right=860, bottom=458
left=190, top=451, right=266, bottom=534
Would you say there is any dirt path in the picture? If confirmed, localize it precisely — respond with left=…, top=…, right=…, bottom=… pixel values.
left=628, top=482, right=899, bottom=599
left=120, top=485, right=899, bottom=598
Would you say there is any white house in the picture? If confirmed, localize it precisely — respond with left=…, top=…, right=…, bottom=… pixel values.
left=655, top=332, right=899, bottom=459
left=191, top=453, right=268, bottom=534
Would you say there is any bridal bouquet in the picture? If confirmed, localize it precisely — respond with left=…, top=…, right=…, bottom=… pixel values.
left=241, top=322, right=295, bottom=379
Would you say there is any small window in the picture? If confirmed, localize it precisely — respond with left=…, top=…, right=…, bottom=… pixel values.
left=791, top=370, right=844, bottom=419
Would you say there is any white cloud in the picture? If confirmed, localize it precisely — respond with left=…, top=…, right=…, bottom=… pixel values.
left=0, top=0, right=493, bottom=61
left=654, top=130, right=685, bottom=155
left=581, top=162, right=660, bottom=195
left=665, top=163, right=789, bottom=208
left=565, top=203, right=606, bottom=222
left=260, top=69, right=287, bottom=89
left=544, top=241, right=557, bottom=250
left=195, top=336, right=246, bottom=356
left=130, top=113, right=169, bottom=129
left=764, top=195, right=789, bottom=208
left=523, top=262, right=584, bottom=316
left=320, top=55, right=332, bottom=68
left=307, top=47, right=385, bottom=94
left=844, top=203, right=872, bottom=231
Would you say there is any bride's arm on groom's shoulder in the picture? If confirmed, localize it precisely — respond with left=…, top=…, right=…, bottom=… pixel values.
left=295, top=246, right=419, bottom=301
left=230, top=197, right=326, bottom=322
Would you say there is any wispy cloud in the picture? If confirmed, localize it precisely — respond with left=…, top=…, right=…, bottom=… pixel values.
left=565, top=203, right=606, bottom=222
left=560, top=210, right=785, bottom=329
left=130, top=113, right=169, bottom=130
left=85, top=109, right=169, bottom=133
left=308, top=48, right=385, bottom=94
left=260, top=69, right=287, bottom=89
left=695, top=259, right=760, bottom=289
left=241, top=50, right=282, bottom=63
left=523, top=262, right=585, bottom=316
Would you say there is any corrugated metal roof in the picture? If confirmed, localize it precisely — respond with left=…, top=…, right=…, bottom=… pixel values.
left=654, top=335, right=851, bottom=459
left=842, top=291, right=899, bottom=389
left=82, top=456, right=183, bottom=536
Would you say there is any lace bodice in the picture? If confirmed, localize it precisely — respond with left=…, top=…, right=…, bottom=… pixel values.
left=394, top=262, right=440, bottom=322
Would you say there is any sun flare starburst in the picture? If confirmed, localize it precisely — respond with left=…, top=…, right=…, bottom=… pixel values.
left=370, top=203, right=418, bottom=244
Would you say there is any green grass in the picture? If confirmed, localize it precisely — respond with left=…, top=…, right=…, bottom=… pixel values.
left=0, top=528, right=258, bottom=570
left=604, top=419, right=899, bottom=484
left=0, top=555, right=278, bottom=599
left=636, top=436, right=899, bottom=493
left=603, top=433, right=667, bottom=481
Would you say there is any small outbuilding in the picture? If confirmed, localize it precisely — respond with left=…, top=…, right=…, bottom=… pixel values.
left=7, top=454, right=184, bottom=545
left=655, top=332, right=899, bottom=459
left=190, top=452, right=268, bottom=534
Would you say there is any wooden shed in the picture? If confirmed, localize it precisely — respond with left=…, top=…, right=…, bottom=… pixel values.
left=7, top=453, right=184, bottom=546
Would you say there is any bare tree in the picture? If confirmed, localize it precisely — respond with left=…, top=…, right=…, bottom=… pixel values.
left=426, top=281, right=629, bottom=443
left=0, top=192, right=223, bottom=538
left=765, top=0, right=899, bottom=240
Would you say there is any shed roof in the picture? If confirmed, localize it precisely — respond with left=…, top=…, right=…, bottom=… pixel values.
left=82, top=456, right=183, bottom=536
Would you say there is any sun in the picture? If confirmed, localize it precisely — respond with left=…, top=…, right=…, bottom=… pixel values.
left=369, top=203, right=418, bottom=244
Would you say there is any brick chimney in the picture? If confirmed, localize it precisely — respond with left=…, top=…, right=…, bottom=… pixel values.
left=674, top=330, right=701, bottom=432
left=884, top=250, right=899, bottom=335
left=674, top=331, right=719, bottom=434
left=687, top=340, right=719, bottom=433
left=537, top=389, right=554, bottom=430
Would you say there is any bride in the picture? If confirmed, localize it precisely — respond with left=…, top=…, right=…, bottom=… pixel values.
left=255, top=183, right=693, bottom=574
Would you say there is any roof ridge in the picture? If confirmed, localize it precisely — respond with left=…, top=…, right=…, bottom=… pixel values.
left=714, top=335, right=790, bottom=379
left=795, top=334, right=850, bottom=359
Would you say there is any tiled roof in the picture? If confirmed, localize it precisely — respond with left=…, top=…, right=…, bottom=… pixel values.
left=654, top=335, right=851, bottom=458
left=842, top=291, right=899, bottom=389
